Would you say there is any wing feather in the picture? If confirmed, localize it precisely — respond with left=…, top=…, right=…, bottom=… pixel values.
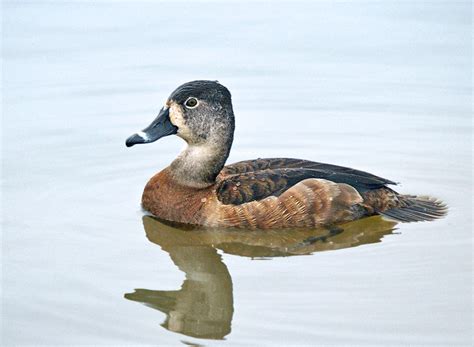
left=217, top=158, right=395, bottom=206
left=220, top=158, right=395, bottom=186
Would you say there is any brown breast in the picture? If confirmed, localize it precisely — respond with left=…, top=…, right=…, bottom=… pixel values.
left=141, top=168, right=214, bottom=225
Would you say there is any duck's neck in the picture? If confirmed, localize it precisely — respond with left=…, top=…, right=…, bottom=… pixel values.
left=170, top=137, right=233, bottom=188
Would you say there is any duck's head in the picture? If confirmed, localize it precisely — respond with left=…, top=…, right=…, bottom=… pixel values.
left=126, top=80, right=235, bottom=148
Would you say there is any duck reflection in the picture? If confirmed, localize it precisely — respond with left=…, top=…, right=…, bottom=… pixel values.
left=125, top=216, right=397, bottom=340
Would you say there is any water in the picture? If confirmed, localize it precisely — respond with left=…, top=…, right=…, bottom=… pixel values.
left=2, top=0, right=472, bottom=345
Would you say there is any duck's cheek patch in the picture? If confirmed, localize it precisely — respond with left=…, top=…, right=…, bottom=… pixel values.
left=169, top=104, right=192, bottom=137
left=169, top=104, right=185, bottom=127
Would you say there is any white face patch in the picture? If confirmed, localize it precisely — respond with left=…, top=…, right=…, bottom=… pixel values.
left=169, top=103, right=184, bottom=127
left=169, top=102, right=193, bottom=139
left=136, top=131, right=149, bottom=141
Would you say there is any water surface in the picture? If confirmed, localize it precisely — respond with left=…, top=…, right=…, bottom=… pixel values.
left=2, top=0, right=472, bottom=345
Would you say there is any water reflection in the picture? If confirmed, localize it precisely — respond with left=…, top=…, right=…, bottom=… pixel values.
left=125, top=216, right=397, bottom=340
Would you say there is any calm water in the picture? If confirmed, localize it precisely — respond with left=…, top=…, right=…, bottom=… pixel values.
left=2, top=1, right=472, bottom=345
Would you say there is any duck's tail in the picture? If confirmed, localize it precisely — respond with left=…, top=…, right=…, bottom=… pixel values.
left=379, top=195, right=448, bottom=223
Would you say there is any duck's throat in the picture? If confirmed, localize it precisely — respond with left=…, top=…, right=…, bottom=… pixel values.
left=170, top=142, right=231, bottom=188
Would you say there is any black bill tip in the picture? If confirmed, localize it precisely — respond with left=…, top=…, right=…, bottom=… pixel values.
left=125, top=133, right=147, bottom=147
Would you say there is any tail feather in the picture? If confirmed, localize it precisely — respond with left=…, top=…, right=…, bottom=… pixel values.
left=379, top=195, right=447, bottom=223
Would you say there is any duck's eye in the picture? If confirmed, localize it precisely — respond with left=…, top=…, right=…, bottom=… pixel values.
left=184, top=97, right=199, bottom=109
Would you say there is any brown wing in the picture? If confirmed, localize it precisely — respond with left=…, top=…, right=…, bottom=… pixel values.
left=220, top=158, right=395, bottom=185
left=216, top=158, right=395, bottom=206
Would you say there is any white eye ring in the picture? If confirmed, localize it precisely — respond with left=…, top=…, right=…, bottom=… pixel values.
left=184, top=97, right=199, bottom=109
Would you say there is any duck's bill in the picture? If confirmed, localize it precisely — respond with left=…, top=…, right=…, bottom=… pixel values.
left=126, top=107, right=178, bottom=147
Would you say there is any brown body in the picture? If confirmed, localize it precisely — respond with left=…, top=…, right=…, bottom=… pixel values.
left=141, top=158, right=439, bottom=229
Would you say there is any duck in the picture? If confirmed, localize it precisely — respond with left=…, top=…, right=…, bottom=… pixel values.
left=126, top=80, right=447, bottom=229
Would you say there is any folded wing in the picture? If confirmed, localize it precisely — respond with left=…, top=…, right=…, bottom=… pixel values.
left=217, top=158, right=395, bottom=205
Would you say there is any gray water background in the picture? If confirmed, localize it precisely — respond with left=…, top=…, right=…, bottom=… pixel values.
left=2, top=0, right=472, bottom=345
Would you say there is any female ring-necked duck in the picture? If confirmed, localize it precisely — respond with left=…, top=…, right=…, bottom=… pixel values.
left=126, top=80, right=446, bottom=229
